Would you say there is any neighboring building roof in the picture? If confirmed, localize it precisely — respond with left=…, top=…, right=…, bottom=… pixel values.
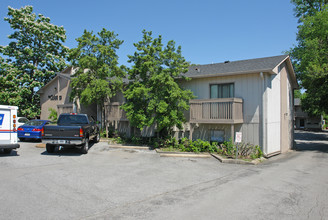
left=185, top=55, right=289, bottom=78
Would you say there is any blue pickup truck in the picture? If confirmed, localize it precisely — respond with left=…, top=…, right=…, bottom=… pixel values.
left=42, top=113, right=100, bottom=154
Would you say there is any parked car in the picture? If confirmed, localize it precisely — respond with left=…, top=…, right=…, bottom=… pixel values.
left=42, top=113, right=100, bottom=154
left=18, top=120, right=50, bottom=141
left=17, top=117, right=29, bottom=127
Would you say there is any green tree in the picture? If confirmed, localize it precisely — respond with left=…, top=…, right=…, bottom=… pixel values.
left=0, top=58, right=24, bottom=106
left=291, top=0, right=328, bottom=19
left=69, top=28, right=125, bottom=126
left=289, top=2, right=328, bottom=115
left=122, top=30, right=194, bottom=137
left=0, top=6, right=68, bottom=118
left=294, top=89, right=303, bottom=99
left=48, top=108, right=58, bottom=122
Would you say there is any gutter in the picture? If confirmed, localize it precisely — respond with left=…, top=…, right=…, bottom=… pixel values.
left=186, top=69, right=275, bottom=79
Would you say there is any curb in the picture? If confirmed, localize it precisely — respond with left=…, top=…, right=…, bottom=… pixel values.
left=35, top=143, right=45, bottom=148
left=109, top=144, right=152, bottom=150
left=99, top=138, right=110, bottom=142
left=155, top=149, right=211, bottom=158
left=210, top=153, right=266, bottom=165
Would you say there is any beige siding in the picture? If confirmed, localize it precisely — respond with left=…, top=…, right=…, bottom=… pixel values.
left=286, top=64, right=295, bottom=151
left=39, top=74, right=97, bottom=120
left=181, top=73, right=262, bottom=144
left=266, top=72, right=281, bottom=154
left=40, top=76, right=72, bottom=120
left=280, top=63, right=291, bottom=153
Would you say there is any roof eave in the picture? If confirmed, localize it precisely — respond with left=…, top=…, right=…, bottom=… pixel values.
left=273, top=55, right=299, bottom=89
left=37, top=73, right=71, bottom=95
left=187, top=69, right=274, bottom=79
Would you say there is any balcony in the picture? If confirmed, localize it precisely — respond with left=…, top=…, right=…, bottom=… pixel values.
left=105, top=102, right=128, bottom=122
left=189, top=98, right=243, bottom=124
left=294, top=111, right=308, bottom=118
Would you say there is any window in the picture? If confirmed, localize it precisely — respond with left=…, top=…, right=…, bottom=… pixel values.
left=210, top=83, right=234, bottom=98
left=210, top=130, right=225, bottom=143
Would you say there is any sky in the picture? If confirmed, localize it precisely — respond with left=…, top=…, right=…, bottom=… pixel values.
left=0, top=0, right=299, bottom=66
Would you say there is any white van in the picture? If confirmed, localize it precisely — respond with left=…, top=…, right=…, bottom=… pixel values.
left=0, top=105, right=20, bottom=154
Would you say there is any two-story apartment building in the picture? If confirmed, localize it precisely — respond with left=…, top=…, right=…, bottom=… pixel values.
left=38, top=55, right=298, bottom=157
left=180, top=55, right=297, bottom=156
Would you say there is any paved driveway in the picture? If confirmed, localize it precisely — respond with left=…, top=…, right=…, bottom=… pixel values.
left=0, top=131, right=327, bottom=220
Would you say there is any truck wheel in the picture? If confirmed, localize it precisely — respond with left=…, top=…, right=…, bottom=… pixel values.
left=3, top=149, right=12, bottom=154
left=46, top=144, right=55, bottom=153
left=94, top=133, right=100, bottom=143
left=19, top=138, right=25, bottom=142
left=81, top=138, right=89, bottom=154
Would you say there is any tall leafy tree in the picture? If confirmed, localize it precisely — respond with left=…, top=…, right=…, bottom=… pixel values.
left=69, top=28, right=125, bottom=125
left=289, top=1, right=328, bottom=115
left=291, top=0, right=328, bottom=18
left=0, top=6, right=68, bottom=118
left=122, top=30, right=194, bottom=137
left=0, top=58, right=23, bottom=106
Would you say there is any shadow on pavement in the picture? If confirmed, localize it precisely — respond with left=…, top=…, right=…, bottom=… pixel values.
left=294, top=130, right=328, bottom=153
left=41, top=142, right=95, bottom=157
left=0, top=149, right=19, bottom=157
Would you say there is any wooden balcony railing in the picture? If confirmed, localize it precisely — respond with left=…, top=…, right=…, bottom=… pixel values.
left=294, top=111, right=308, bottom=118
left=189, top=98, right=243, bottom=124
left=105, top=102, right=128, bottom=122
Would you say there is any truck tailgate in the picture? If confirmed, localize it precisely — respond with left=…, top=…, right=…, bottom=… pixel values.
left=43, top=125, right=81, bottom=138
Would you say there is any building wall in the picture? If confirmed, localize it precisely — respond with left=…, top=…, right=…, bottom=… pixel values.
left=265, top=71, right=281, bottom=154
left=181, top=64, right=295, bottom=154
left=39, top=74, right=97, bottom=121
left=180, top=73, right=263, bottom=145
left=280, top=62, right=294, bottom=153
left=287, top=64, right=295, bottom=152
left=294, top=99, right=322, bottom=130
left=40, top=76, right=72, bottom=120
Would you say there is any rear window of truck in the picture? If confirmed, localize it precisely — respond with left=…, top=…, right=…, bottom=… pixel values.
left=57, top=115, right=88, bottom=125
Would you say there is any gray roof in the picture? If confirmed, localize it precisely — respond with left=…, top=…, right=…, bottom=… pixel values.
left=185, top=55, right=289, bottom=78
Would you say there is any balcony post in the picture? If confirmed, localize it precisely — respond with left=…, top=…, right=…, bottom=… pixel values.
left=190, top=123, right=194, bottom=141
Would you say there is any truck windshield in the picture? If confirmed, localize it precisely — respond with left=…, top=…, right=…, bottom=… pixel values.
left=57, top=115, right=88, bottom=125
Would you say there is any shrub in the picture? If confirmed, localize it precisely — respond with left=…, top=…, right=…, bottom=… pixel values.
left=107, top=132, right=262, bottom=159
left=219, top=141, right=263, bottom=159
left=220, top=139, right=235, bottom=156
left=100, top=129, right=107, bottom=138
left=154, top=137, right=218, bottom=153
left=48, top=108, right=58, bottom=122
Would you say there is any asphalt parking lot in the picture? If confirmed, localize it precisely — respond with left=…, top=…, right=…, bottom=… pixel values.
left=1, top=131, right=328, bottom=220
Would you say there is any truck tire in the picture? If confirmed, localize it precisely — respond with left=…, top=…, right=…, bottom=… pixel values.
left=94, top=132, right=100, bottom=143
left=3, top=149, right=12, bottom=154
left=81, top=138, right=89, bottom=154
left=46, top=144, right=55, bottom=153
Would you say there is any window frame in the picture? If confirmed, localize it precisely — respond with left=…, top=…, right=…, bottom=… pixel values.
left=209, top=83, right=235, bottom=99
